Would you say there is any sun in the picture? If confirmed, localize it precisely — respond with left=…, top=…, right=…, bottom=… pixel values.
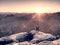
left=35, top=8, right=43, bottom=13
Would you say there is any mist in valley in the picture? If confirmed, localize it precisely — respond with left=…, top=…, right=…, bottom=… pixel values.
left=0, top=12, right=60, bottom=37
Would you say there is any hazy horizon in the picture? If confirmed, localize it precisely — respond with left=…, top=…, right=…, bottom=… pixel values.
left=0, top=0, right=60, bottom=13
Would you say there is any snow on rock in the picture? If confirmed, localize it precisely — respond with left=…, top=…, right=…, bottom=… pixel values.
left=0, top=30, right=60, bottom=45
left=12, top=42, right=31, bottom=45
left=30, top=30, right=55, bottom=44
left=9, top=32, right=28, bottom=42
left=38, top=39, right=60, bottom=45
left=0, top=32, right=28, bottom=45
left=52, top=39, right=60, bottom=45
left=6, top=42, right=43, bottom=45
left=6, top=42, right=33, bottom=45
left=7, top=31, right=33, bottom=42
left=0, top=36, right=14, bottom=45
left=6, top=39, right=60, bottom=45
left=30, top=30, right=55, bottom=39
left=30, top=30, right=38, bottom=35
left=0, top=31, right=34, bottom=45
left=38, top=41, right=53, bottom=45
left=15, top=32, right=34, bottom=42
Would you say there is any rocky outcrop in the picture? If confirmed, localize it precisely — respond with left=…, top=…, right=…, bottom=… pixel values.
left=0, top=30, right=60, bottom=45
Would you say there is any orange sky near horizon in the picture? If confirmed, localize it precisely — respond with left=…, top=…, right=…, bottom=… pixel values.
left=0, top=0, right=60, bottom=13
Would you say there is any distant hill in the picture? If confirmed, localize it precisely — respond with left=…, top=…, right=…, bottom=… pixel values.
left=39, top=12, right=60, bottom=36
left=0, top=12, right=60, bottom=37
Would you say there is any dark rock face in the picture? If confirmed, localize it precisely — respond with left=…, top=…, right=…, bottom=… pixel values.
left=16, top=32, right=34, bottom=42
left=0, top=30, right=60, bottom=45
left=0, top=37, right=14, bottom=45
left=24, top=33, right=34, bottom=41
left=0, top=32, right=34, bottom=45
left=0, top=40, right=13, bottom=45
left=31, top=35, right=60, bottom=44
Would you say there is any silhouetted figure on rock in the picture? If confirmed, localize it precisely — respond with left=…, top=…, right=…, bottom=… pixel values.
left=35, top=24, right=39, bottom=31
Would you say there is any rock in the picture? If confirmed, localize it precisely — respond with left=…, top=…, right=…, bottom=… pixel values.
left=0, top=36, right=14, bottom=45
left=31, top=31, right=55, bottom=44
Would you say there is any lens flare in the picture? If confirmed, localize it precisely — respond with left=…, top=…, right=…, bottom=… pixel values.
left=35, top=8, right=43, bottom=13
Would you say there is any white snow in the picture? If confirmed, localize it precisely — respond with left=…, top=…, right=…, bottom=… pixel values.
left=0, top=30, right=60, bottom=45
left=30, top=30, right=55, bottom=44
left=9, top=32, right=27, bottom=41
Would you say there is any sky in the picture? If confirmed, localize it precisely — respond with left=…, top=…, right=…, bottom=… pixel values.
left=0, top=0, right=60, bottom=13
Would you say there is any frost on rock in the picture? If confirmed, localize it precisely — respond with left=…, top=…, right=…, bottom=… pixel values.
left=0, top=30, right=60, bottom=45
left=9, top=32, right=28, bottom=42
left=52, top=39, right=60, bottom=45
left=30, top=30, right=38, bottom=35
left=38, top=41, right=53, bottom=45
left=31, top=30, right=55, bottom=44
left=0, top=36, right=14, bottom=45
